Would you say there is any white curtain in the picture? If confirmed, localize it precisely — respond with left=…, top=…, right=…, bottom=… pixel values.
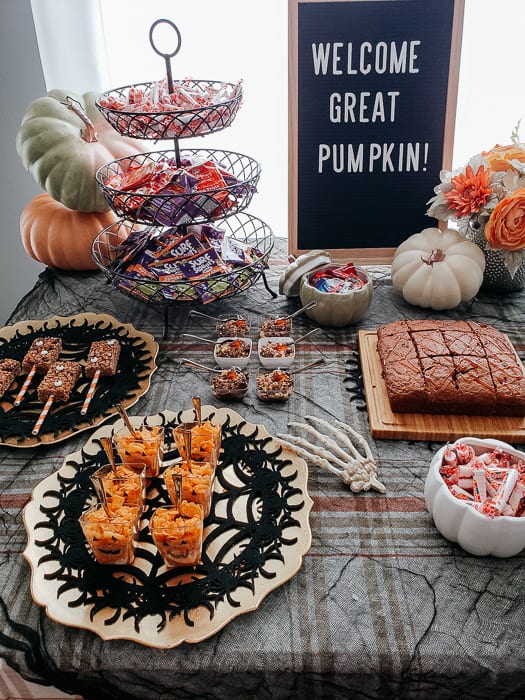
left=30, top=0, right=109, bottom=92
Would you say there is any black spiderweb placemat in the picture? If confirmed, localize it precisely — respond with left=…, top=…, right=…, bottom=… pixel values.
left=0, top=313, right=157, bottom=447
left=25, top=409, right=311, bottom=646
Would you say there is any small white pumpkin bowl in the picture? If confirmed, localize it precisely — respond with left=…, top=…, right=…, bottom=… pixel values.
left=257, top=336, right=295, bottom=368
left=424, top=437, right=525, bottom=558
left=299, top=265, right=373, bottom=328
left=213, top=337, right=252, bottom=369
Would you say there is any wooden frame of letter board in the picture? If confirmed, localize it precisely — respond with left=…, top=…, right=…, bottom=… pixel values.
left=288, top=0, right=465, bottom=263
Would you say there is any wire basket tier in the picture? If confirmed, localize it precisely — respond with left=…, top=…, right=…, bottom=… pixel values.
left=96, top=79, right=243, bottom=140
left=96, top=148, right=261, bottom=227
left=91, top=213, right=274, bottom=306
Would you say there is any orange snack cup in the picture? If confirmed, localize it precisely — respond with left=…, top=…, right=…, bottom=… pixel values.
left=79, top=503, right=140, bottom=565
left=114, top=424, right=165, bottom=479
left=91, top=463, right=146, bottom=515
left=173, top=420, right=221, bottom=468
left=164, top=460, right=214, bottom=518
left=149, top=502, right=204, bottom=568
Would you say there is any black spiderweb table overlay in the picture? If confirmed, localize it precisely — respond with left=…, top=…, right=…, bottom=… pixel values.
left=31, top=410, right=305, bottom=634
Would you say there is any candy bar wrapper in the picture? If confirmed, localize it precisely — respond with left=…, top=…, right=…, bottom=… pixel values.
left=176, top=246, right=228, bottom=280
left=142, top=193, right=220, bottom=226
left=159, top=232, right=206, bottom=260
left=221, top=237, right=261, bottom=266
left=188, top=223, right=225, bottom=252
left=160, top=282, right=199, bottom=302
left=112, top=227, right=160, bottom=274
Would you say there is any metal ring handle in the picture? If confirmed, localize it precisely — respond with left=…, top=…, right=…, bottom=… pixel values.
left=148, top=18, right=182, bottom=59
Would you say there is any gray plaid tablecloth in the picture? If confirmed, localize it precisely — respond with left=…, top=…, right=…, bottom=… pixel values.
left=0, top=238, right=523, bottom=700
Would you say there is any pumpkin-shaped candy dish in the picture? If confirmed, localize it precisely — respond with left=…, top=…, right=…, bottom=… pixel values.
left=424, top=437, right=525, bottom=558
left=299, top=263, right=373, bottom=328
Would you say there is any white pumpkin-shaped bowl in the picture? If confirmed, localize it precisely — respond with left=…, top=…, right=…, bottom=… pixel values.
left=213, top=337, right=252, bottom=368
left=424, top=437, right=525, bottom=557
left=258, top=336, right=295, bottom=368
left=299, top=265, right=373, bottom=328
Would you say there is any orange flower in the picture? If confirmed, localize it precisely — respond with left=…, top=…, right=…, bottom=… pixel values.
left=444, top=165, right=493, bottom=217
left=483, top=144, right=525, bottom=172
left=485, top=188, right=525, bottom=251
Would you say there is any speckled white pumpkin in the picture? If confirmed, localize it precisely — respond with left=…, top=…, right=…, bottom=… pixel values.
left=391, top=227, right=486, bottom=310
left=424, top=437, right=525, bottom=557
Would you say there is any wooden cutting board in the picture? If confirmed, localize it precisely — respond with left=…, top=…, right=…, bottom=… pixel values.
left=358, top=330, right=525, bottom=443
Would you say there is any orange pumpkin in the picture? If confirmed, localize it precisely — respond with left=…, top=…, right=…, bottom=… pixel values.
left=20, top=193, right=118, bottom=270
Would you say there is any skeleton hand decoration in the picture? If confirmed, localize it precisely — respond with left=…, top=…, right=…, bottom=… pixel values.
left=277, top=415, right=386, bottom=494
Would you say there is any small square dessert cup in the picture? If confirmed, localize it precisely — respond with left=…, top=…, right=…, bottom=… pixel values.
left=216, top=314, right=251, bottom=338
left=114, top=424, right=165, bottom=479
left=91, top=463, right=146, bottom=515
left=164, top=461, right=214, bottom=518
left=210, top=367, right=249, bottom=401
left=213, top=337, right=252, bottom=368
left=149, top=502, right=204, bottom=568
left=255, top=367, right=294, bottom=402
left=79, top=502, right=141, bottom=566
left=258, top=315, right=292, bottom=338
left=257, top=336, right=295, bottom=368
left=173, top=420, right=222, bottom=468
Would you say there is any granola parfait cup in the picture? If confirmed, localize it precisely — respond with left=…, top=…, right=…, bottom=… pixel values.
left=164, top=460, right=214, bottom=518
left=91, top=463, right=147, bottom=516
left=258, top=315, right=292, bottom=338
left=149, top=502, right=204, bottom=568
left=210, top=366, right=249, bottom=401
left=114, top=424, right=165, bottom=479
left=255, top=367, right=294, bottom=402
left=216, top=314, right=251, bottom=338
left=79, top=502, right=141, bottom=566
left=173, top=420, right=221, bottom=469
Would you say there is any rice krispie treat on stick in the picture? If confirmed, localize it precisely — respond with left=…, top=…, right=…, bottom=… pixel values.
left=81, top=339, right=121, bottom=415
left=33, top=361, right=82, bottom=435
left=15, top=337, right=62, bottom=405
left=0, top=359, right=21, bottom=400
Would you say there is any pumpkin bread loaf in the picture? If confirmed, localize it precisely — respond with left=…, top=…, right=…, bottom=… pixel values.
left=376, top=319, right=525, bottom=416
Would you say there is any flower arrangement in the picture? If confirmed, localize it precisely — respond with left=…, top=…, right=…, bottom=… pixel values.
left=426, top=124, right=525, bottom=277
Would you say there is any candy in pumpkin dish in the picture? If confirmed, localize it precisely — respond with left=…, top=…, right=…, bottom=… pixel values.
left=424, top=437, right=525, bottom=557
left=299, top=262, right=373, bottom=328
left=376, top=319, right=525, bottom=416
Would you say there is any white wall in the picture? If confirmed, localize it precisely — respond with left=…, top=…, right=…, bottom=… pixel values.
left=0, top=0, right=46, bottom=325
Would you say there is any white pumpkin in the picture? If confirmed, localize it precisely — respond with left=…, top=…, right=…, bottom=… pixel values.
left=391, top=227, right=486, bottom=310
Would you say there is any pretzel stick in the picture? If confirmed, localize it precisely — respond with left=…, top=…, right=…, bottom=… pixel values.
left=14, top=365, right=36, bottom=406
left=32, top=395, right=54, bottom=436
left=81, top=369, right=100, bottom=415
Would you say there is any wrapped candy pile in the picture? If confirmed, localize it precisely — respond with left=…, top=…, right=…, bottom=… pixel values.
left=98, top=78, right=243, bottom=138
left=308, top=262, right=366, bottom=293
left=109, top=222, right=265, bottom=303
left=440, top=442, right=525, bottom=518
left=101, top=156, right=255, bottom=226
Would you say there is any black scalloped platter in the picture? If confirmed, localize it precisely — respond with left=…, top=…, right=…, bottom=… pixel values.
left=22, top=407, right=312, bottom=648
left=0, top=313, right=158, bottom=448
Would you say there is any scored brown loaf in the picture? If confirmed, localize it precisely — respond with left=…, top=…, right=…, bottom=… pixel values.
left=376, top=319, right=525, bottom=416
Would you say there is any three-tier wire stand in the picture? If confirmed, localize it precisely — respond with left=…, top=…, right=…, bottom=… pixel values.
left=92, top=19, right=276, bottom=337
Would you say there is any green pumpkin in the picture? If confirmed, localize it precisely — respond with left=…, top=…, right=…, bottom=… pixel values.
left=299, top=265, right=373, bottom=327
left=16, top=89, right=145, bottom=212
